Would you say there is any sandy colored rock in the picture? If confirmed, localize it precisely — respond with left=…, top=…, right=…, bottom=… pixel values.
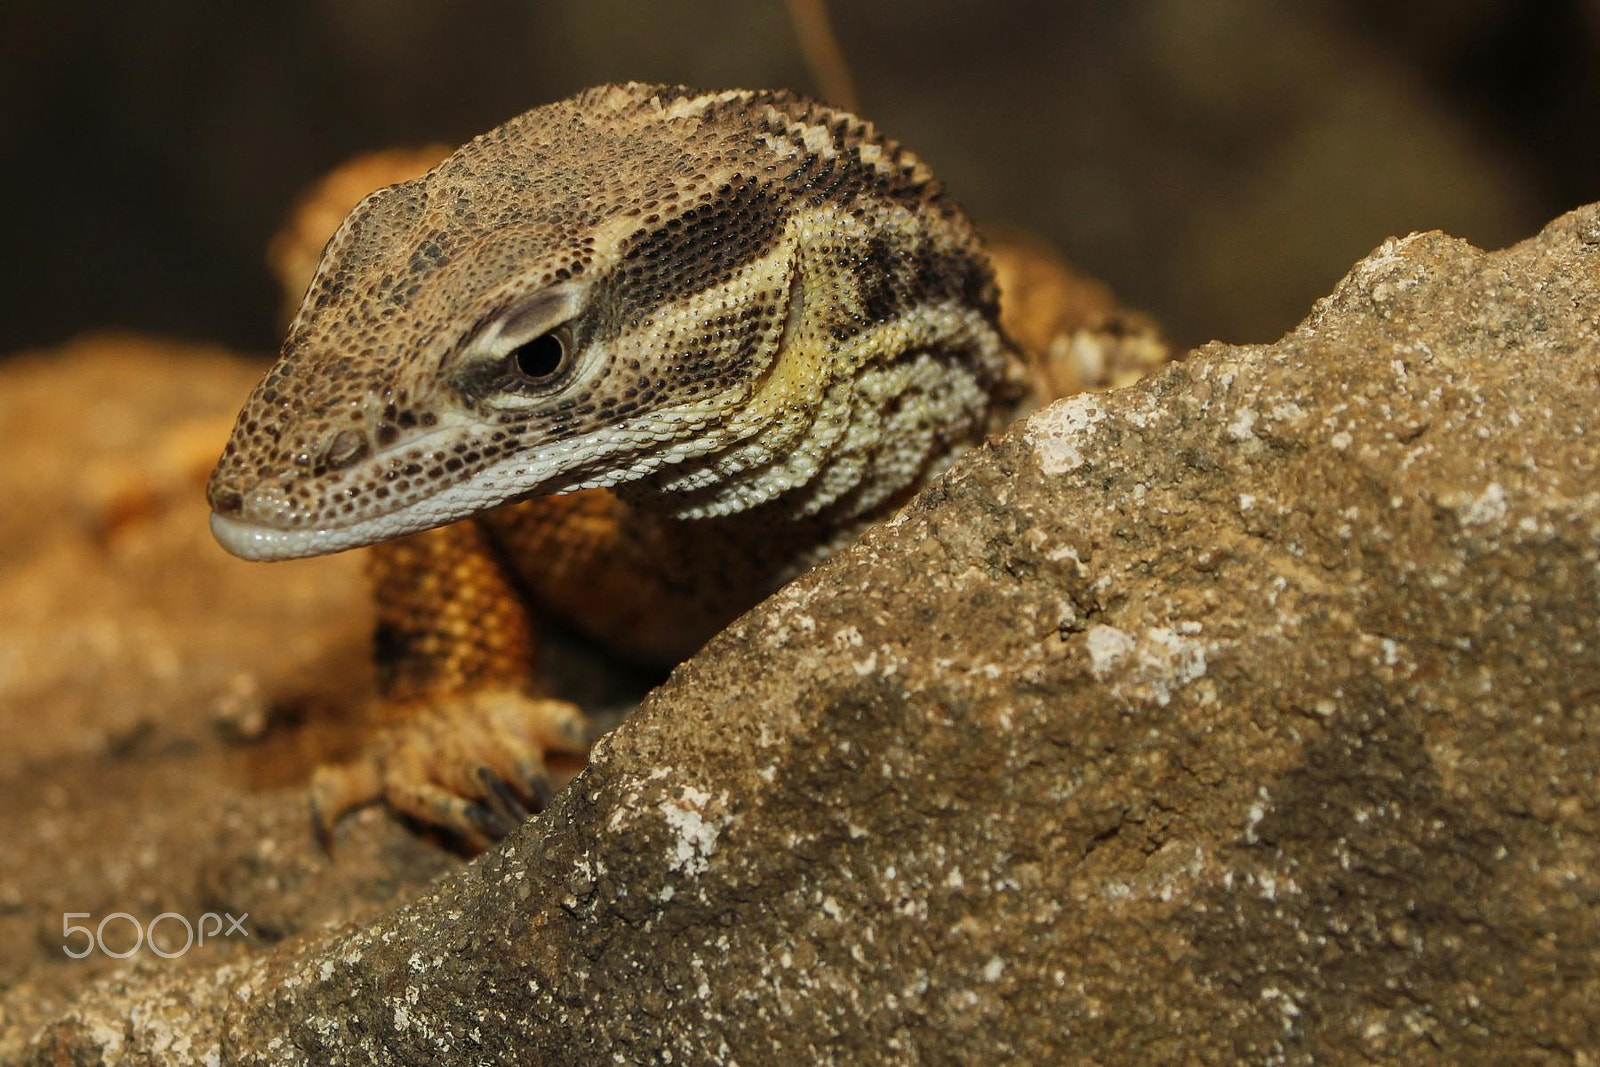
left=8, top=201, right=1600, bottom=1063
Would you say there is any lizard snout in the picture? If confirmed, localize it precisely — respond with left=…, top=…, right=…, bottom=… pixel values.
left=206, top=426, right=370, bottom=518
left=208, top=486, right=244, bottom=515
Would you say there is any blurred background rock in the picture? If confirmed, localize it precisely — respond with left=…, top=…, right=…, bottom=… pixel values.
left=3, top=0, right=1595, bottom=355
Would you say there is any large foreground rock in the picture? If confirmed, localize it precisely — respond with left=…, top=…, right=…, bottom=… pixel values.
left=19, top=206, right=1600, bottom=1063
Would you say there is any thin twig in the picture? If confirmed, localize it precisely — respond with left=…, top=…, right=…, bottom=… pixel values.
left=784, top=0, right=861, bottom=113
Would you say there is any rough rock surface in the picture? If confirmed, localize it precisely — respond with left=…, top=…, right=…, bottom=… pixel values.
left=10, top=204, right=1600, bottom=1063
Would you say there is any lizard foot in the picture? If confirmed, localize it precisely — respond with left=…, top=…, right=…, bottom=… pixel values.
left=310, top=689, right=591, bottom=851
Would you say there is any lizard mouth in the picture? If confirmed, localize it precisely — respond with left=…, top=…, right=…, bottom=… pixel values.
left=208, top=448, right=546, bottom=561
left=208, top=508, right=443, bottom=561
left=209, top=421, right=668, bottom=561
left=209, top=397, right=743, bottom=561
left=208, top=448, right=532, bottom=561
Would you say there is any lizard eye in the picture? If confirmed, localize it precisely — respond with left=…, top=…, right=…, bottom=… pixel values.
left=507, top=326, right=572, bottom=385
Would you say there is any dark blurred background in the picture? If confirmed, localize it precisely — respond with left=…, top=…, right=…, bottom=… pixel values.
left=3, top=0, right=1597, bottom=357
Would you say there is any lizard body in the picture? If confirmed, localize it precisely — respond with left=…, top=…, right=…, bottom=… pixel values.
left=208, top=84, right=1028, bottom=846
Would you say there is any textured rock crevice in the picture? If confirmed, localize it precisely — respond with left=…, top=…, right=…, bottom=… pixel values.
left=11, top=206, right=1600, bottom=1063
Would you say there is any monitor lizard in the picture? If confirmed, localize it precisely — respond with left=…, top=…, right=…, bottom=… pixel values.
left=208, top=83, right=1145, bottom=851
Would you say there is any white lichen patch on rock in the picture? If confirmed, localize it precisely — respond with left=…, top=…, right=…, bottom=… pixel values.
left=1027, top=393, right=1106, bottom=474
left=1085, top=625, right=1137, bottom=677
left=660, top=785, right=729, bottom=877
left=1227, top=406, right=1258, bottom=442
left=1453, top=481, right=1508, bottom=527
left=1084, top=623, right=1212, bottom=707
left=1351, top=233, right=1430, bottom=303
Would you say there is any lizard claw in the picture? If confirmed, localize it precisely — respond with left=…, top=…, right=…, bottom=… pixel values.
left=478, top=765, right=531, bottom=823
left=466, top=800, right=517, bottom=842
left=309, top=690, right=591, bottom=851
left=524, top=767, right=554, bottom=811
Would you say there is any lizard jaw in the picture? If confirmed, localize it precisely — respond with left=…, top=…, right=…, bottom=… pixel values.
left=208, top=424, right=685, bottom=561
left=209, top=509, right=431, bottom=561
left=209, top=455, right=528, bottom=561
left=210, top=394, right=766, bottom=561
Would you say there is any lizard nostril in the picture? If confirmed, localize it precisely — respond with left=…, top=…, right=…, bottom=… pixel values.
left=210, top=488, right=243, bottom=515
left=323, top=429, right=370, bottom=471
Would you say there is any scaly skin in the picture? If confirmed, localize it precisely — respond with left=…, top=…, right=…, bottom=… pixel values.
left=209, top=84, right=1032, bottom=849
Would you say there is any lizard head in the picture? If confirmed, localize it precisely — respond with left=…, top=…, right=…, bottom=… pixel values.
left=209, top=83, right=1002, bottom=560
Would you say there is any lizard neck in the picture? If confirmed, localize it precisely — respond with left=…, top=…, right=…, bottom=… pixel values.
left=620, top=291, right=1021, bottom=524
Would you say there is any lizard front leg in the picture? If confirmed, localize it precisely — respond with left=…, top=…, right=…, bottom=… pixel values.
left=311, top=517, right=589, bottom=850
